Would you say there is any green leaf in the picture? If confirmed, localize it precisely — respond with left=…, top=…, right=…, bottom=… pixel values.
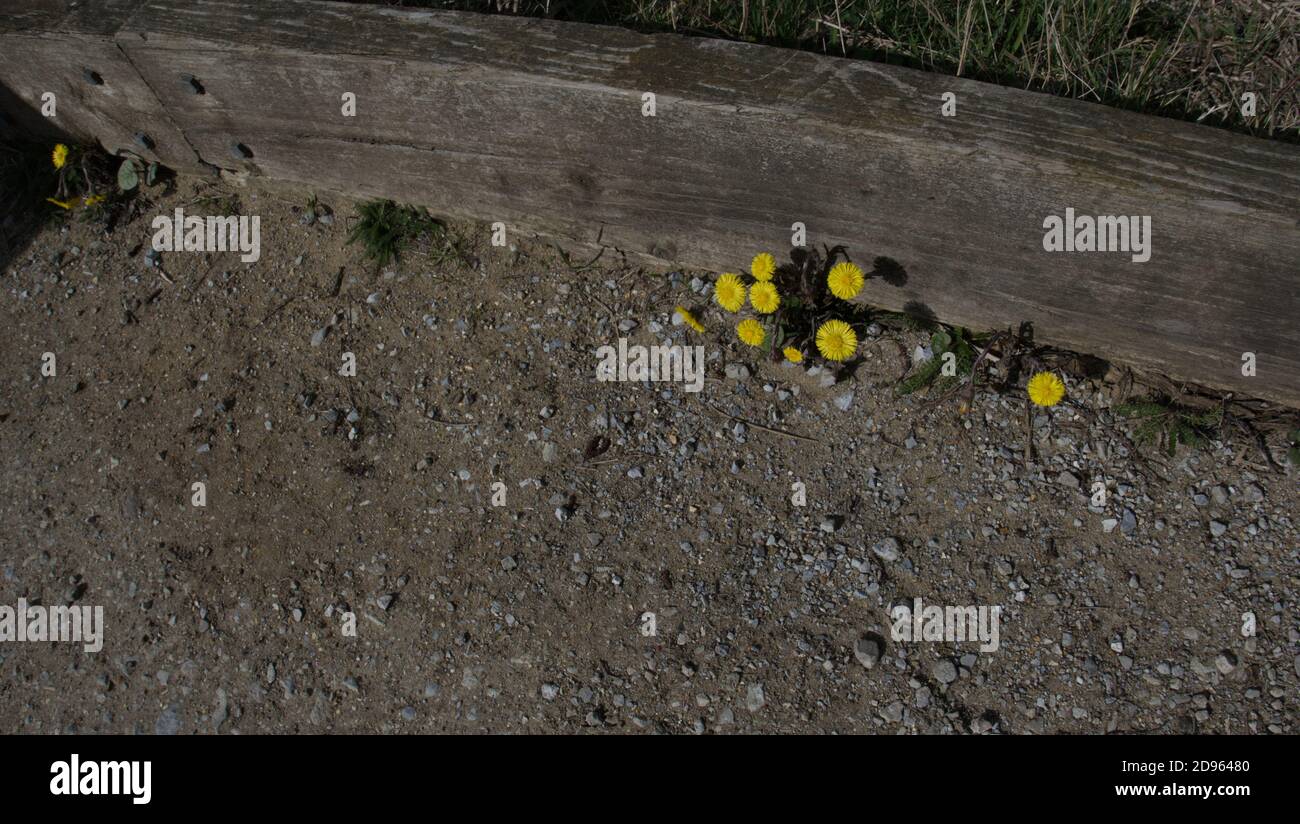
left=117, top=159, right=139, bottom=191
left=931, top=330, right=952, bottom=352
left=146, top=162, right=158, bottom=186
left=896, top=356, right=943, bottom=396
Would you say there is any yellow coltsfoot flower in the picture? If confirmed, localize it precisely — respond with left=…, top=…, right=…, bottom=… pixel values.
left=749, top=281, right=780, bottom=314
left=815, top=319, right=857, bottom=361
left=674, top=306, right=705, bottom=333
left=782, top=346, right=803, bottom=363
left=714, top=273, right=746, bottom=313
left=750, top=252, right=776, bottom=282
left=827, top=261, right=865, bottom=301
left=736, top=319, right=766, bottom=347
left=1027, top=371, right=1066, bottom=407
left=52, top=143, right=69, bottom=170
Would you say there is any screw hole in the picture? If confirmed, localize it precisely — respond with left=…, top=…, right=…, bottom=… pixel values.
left=181, top=74, right=205, bottom=95
left=229, top=141, right=253, bottom=160
left=83, top=68, right=104, bottom=86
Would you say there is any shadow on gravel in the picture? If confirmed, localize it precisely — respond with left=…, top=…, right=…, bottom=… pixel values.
left=0, top=83, right=79, bottom=276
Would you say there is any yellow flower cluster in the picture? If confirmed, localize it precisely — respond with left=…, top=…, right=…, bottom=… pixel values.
left=809, top=258, right=866, bottom=361
left=52, top=144, right=69, bottom=170
left=712, top=251, right=867, bottom=363
left=713, top=262, right=783, bottom=316
left=712, top=251, right=787, bottom=350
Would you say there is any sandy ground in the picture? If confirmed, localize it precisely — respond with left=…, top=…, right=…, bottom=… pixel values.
left=1, top=177, right=1295, bottom=734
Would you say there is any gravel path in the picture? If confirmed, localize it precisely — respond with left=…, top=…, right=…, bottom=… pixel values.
left=1, top=181, right=1295, bottom=733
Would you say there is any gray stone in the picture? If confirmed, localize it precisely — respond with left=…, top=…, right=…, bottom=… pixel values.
left=1214, top=652, right=1237, bottom=674
left=853, top=638, right=880, bottom=669
left=1120, top=508, right=1137, bottom=535
left=1056, top=471, right=1080, bottom=489
left=724, top=363, right=750, bottom=380
left=932, top=659, right=958, bottom=684
left=154, top=705, right=181, bottom=735
left=872, top=537, right=901, bottom=562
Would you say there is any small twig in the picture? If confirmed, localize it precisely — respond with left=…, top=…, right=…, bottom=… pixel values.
left=701, top=402, right=820, bottom=444
left=80, top=156, right=95, bottom=197
left=576, top=458, right=619, bottom=470
left=257, top=295, right=297, bottom=327
left=1022, top=395, right=1034, bottom=465
left=960, top=330, right=1010, bottom=411
left=581, top=287, right=616, bottom=319
left=426, top=415, right=473, bottom=428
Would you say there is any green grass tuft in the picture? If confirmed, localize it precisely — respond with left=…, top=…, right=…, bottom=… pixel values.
left=1115, top=397, right=1222, bottom=456
left=346, top=199, right=444, bottom=267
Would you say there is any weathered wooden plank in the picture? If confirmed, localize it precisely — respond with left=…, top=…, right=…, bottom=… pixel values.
left=3, top=0, right=1298, bottom=404
left=0, top=0, right=202, bottom=170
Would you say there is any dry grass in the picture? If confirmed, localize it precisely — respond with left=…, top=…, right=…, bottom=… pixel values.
left=367, top=0, right=1298, bottom=139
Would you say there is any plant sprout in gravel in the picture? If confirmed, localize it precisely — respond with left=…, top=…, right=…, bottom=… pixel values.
left=45, top=143, right=112, bottom=212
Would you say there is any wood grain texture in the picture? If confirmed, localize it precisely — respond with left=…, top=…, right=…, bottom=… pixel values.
left=0, top=0, right=204, bottom=169
left=3, top=0, right=1298, bottom=404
